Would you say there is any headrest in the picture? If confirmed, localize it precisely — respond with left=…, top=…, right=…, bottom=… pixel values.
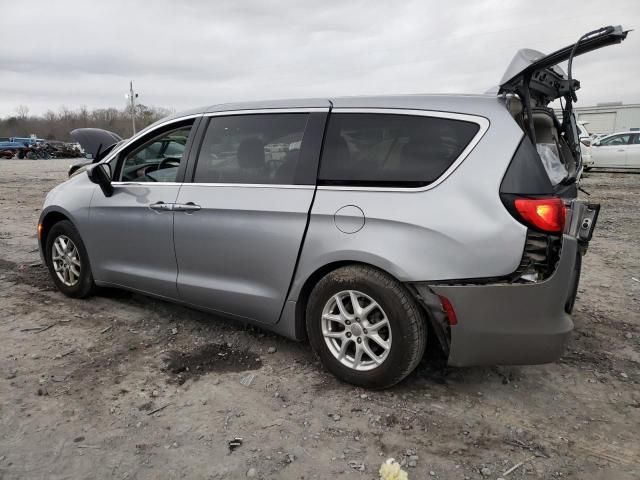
left=237, top=138, right=265, bottom=169
left=324, top=135, right=350, bottom=164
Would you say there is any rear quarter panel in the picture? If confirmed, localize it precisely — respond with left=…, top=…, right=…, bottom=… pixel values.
left=289, top=101, right=528, bottom=301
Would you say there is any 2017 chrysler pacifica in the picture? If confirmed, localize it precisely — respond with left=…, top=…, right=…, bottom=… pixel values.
left=39, top=26, right=627, bottom=388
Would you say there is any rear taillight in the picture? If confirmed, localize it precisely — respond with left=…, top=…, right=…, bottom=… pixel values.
left=580, top=138, right=591, bottom=147
left=513, top=197, right=566, bottom=233
left=438, top=295, right=457, bottom=326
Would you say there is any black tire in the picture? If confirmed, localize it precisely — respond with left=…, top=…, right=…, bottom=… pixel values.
left=306, top=265, right=427, bottom=389
left=45, top=220, right=95, bottom=298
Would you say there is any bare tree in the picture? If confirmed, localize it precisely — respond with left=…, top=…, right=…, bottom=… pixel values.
left=44, top=110, right=56, bottom=122
left=16, top=105, right=29, bottom=120
left=0, top=104, right=171, bottom=141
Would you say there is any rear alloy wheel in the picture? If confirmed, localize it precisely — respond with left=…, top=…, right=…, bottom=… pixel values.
left=307, top=265, right=426, bottom=389
left=321, top=290, right=392, bottom=371
left=45, top=220, right=95, bottom=298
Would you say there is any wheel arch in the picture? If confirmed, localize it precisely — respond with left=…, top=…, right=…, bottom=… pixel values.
left=291, top=260, right=434, bottom=343
left=39, top=208, right=74, bottom=259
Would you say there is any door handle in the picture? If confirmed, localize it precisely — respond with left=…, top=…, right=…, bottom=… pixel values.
left=149, top=201, right=173, bottom=211
left=617, top=149, right=626, bottom=152
left=173, top=202, right=201, bottom=213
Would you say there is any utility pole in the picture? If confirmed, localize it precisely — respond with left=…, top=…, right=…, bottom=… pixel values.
left=125, top=81, right=139, bottom=135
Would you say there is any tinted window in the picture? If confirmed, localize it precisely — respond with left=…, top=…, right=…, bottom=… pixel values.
left=120, top=125, right=192, bottom=182
left=194, top=114, right=309, bottom=184
left=318, top=113, right=480, bottom=187
left=600, top=134, right=631, bottom=146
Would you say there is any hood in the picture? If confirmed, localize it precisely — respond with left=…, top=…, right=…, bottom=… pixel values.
left=70, top=128, right=123, bottom=160
left=499, top=25, right=628, bottom=106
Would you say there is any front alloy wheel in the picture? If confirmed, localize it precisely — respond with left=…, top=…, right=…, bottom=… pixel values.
left=51, top=235, right=81, bottom=286
left=45, top=220, right=95, bottom=298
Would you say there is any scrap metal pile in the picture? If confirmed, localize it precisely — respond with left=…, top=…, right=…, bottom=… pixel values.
left=0, top=138, right=85, bottom=159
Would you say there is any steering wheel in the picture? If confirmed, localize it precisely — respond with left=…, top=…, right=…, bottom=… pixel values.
left=141, top=157, right=180, bottom=182
left=141, top=165, right=159, bottom=182
left=157, top=157, right=180, bottom=171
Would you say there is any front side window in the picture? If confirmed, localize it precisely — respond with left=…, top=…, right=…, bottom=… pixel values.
left=194, top=114, right=309, bottom=184
left=119, top=124, right=193, bottom=182
left=318, top=113, right=480, bottom=187
left=600, top=134, right=631, bottom=146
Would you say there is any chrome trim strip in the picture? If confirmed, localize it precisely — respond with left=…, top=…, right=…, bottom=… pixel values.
left=203, top=108, right=329, bottom=117
left=111, top=181, right=313, bottom=189
left=111, top=182, right=182, bottom=186
left=183, top=183, right=314, bottom=190
left=317, top=108, right=490, bottom=193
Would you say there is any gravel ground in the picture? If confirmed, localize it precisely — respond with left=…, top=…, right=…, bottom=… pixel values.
left=0, top=159, right=638, bottom=480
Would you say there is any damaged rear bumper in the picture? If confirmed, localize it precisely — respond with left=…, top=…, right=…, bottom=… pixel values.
left=414, top=235, right=577, bottom=367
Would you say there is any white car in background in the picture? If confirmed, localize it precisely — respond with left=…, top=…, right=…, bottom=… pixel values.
left=590, top=131, right=640, bottom=169
left=577, top=122, right=594, bottom=169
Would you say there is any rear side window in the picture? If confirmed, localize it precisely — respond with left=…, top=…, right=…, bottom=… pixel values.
left=600, top=133, right=631, bottom=146
left=194, top=114, right=309, bottom=184
left=318, top=113, right=480, bottom=187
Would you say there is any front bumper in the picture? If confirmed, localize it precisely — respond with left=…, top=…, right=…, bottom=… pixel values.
left=418, top=235, right=577, bottom=367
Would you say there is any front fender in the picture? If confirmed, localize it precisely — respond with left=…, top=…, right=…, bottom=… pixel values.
left=39, top=174, right=97, bottom=261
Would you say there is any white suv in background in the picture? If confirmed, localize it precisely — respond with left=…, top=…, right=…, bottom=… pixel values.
left=577, top=122, right=594, bottom=170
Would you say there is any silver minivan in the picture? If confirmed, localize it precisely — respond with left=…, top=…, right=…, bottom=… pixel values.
left=39, top=27, right=627, bottom=388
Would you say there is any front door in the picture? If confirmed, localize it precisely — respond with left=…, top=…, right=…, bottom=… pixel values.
left=87, top=120, right=197, bottom=298
left=174, top=111, right=327, bottom=323
left=593, top=133, right=631, bottom=168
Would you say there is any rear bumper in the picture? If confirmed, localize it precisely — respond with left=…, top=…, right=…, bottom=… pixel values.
left=424, top=235, right=577, bottom=367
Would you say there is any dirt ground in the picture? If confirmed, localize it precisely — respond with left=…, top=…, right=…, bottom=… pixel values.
left=0, top=159, right=638, bottom=480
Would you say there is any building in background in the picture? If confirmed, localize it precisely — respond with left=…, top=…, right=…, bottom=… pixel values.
left=570, top=102, right=640, bottom=135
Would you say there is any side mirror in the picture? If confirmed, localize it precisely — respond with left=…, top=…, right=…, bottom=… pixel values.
left=87, top=163, right=113, bottom=197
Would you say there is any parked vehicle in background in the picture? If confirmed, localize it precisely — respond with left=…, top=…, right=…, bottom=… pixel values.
left=0, top=138, right=86, bottom=160
left=577, top=122, right=591, bottom=144
left=577, top=122, right=593, bottom=169
left=44, top=141, right=85, bottom=159
left=590, top=131, right=640, bottom=169
left=0, top=148, right=15, bottom=159
left=10, top=136, right=40, bottom=145
left=0, top=139, right=31, bottom=159
left=38, top=26, right=626, bottom=388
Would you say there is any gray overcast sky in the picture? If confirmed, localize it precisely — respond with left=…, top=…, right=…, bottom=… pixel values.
left=1, top=0, right=639, bottom=116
